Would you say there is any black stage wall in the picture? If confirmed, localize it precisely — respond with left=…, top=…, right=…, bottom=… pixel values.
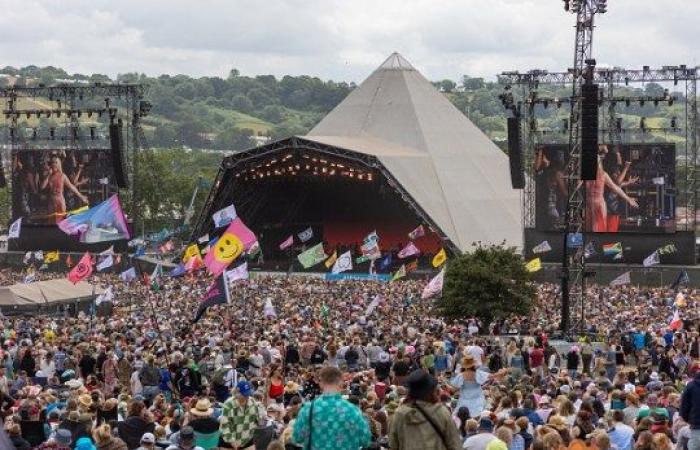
left=524, top=228, right=695, bottom=265
left=7, top=224, right=129, bottom=253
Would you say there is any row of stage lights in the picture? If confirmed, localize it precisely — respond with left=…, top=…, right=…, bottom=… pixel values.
left=9, top=125, right=104, bottom=141
left=234, top=153, right=374, bottom=182
left=534, top=116, right=680, bottom=134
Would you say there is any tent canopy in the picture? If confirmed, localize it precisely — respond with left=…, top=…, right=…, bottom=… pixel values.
left=3, top=279, right=101, bottom=307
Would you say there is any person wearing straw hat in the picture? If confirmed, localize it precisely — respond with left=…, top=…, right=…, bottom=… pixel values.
left=186, top=398, right=220, bottom=441
left=450, top=356, right=492, bottom=418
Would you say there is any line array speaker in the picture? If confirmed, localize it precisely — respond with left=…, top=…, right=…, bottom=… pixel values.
left=580, top=83, right=599, bottom=181
left=507, top=116, right=525, bottom=189
left=109, top=119, right=127, bottom=188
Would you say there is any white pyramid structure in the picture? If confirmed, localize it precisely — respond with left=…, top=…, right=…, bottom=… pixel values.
left=305, top=52, right=522, bottom=250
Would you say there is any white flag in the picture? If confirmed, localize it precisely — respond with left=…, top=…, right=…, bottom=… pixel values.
left=332, top=251, right=353, bottom=274
left=365, top=294, right=381, bottom=316
left=643, top=251, right=660, bottom=267
left=95, top=286, right=114, bottom=305
left=225, top=262, right=249, bottom=283
left=198, top=234, right=210, bottom=244
left=96, top=255, right=114, bottom=272
left=422, top=268, right=445, bottom=299
left=8, top=218, right=21, bottom=239
left=652, top=176, right=665, bottom=186
left=98, top=177, right=109, bottom=185
left=34, top=250, right=43, bottom=262
left=609, top=271, right=631, bottom=287
left=100, top=245, right=115, bottom=256
left=298, top=227, right=313, bottom=243
left=263, top=298, right=277, bottom=318
left=23, top=252, right=32, bottom=264
left=532, top=240, right=552, bottom=254
left=212, top=204, right=237, bottom=228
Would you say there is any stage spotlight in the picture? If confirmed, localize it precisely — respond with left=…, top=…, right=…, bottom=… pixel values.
left=640, top=117, right=647, bottom=132
left=616, top=117, right=623, bottom=132
left=671, top=117, right=677, bottom=129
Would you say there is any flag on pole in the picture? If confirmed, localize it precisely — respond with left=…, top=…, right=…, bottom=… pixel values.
left=95, top=286, right=114, bottom=305
left=406, top=260, right=419, bottom=273
left=297, top=227, right=313, bottom=243
left=297, top=242, right=327, bottom=269
left=44, top=251, right=60, bottom=264
left=120, top=267, right=137, bottom=282
left=532, top=240, right=552, bottom=254
left=279, top=235, right=294, bottom=250
left=669, top=309, right=683, bottom=331
left=68, top=253, right=93, bottom=284
left=263, top=298, right=277, bottom=318
left=355, top=255, right=370, bottom=264
left=363, top=230, right=379, bottom=245
left=198, top=234, right=210, bottom=244
left=332, top=251, right=353, bottom=274
left=324, top=251, right=338, bottom=269
left=203, top=218, right=256, bottom=276
left=365, top=295, right=382, bottom=316
left=183, top=244, right=200, bottom=262
left=360, top=241, right=382, bottom=260
left=169, top=264, right=186, bottom=277
left=185, top=253, right=204, bottom=272
left=8, top=218, right=21, bottom=239
left=96, top=255, right=114, bottom=272
left=159, top=240, right=174, bottom=254
left=422, top=268, right=446, bottom=299
left=584, top=241, right=597, bottom=259
left=408, top=225, right=425, bottom=240
left=212, top=204, right=237, bottom=228
left=398, top=242, right=420, bottom=259
left=378, top=253, right=392, bottom=271
left=23, top=252, right=32, bottom=264
left=225, top=262, right=249, bottom=283
left=99, top=246, right=114, bottom=256
left=603, top=242, right=623, bottom=256
left=391, top=265, right=406, bottom=281
left=58, top=195, right=130, bottom=243
left=34, top=251, right=44, bottom=262
left=609, top=271, right=631, bottom=287
left=525, top=258, right=542, bottom=273
left=643, top=251, right=660, bottom=267
left=432, top=248, right=447, bottom=267
left=193, top=274, right=231, bottom=323
left=670, top=270, right=689, bottom=291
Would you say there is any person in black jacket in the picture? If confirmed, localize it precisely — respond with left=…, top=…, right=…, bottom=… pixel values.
left=117, top=401, right=156, bottom=450
left=57, top=411, right=91, bottom=447
left=680, top=371, right=700, bottom=450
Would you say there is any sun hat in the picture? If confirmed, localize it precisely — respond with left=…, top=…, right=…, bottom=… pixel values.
left=78, top=394, right=93, bottom=409
left=190, top=398, right=213, bottom=417
left=462, top=355, right=477, bottom=370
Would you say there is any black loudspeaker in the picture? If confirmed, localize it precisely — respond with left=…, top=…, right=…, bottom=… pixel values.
left=580, top=83, right=599, bottom=180
left=109, top=119, right=127, bottom=188
left=507, top=117, right=525, bottom=189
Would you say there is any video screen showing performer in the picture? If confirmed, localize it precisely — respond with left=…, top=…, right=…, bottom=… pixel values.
left=535, top=143, right=676, bottom=233
left=12, top=148, right=115, bottom=225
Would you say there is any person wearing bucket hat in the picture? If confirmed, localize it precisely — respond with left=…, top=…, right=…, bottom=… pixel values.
left=219, top=381, right=266, bottom=449
left=389, top=369, right=462, bottom=449
left=450, top=355, right=491, bottom=418
left=187, top=398, right=219, bottom=439
left=74, top=436, right=97, bottom=450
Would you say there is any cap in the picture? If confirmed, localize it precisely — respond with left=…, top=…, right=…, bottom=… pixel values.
left=141, top=433, right=155, bottom=444
left=479, top=417, right=494, bottom=432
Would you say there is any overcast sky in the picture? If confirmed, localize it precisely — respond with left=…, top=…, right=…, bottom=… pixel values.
left=1, top=0, right=697, bottom=82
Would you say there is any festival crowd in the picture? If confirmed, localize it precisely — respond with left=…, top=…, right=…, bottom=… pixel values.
left=0, top=268, right=700, bottom=450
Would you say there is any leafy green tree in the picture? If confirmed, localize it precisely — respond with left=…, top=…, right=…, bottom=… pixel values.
left=437, top=243, right=536, bottom=326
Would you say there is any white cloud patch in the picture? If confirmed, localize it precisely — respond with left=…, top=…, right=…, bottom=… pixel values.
left=0, top=0, right=697, bottom=81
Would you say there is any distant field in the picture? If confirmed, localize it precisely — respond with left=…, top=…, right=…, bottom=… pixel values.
left=209, top=107, right=273, bottom=134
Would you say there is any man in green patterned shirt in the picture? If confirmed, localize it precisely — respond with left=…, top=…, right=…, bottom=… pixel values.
left=292, top=366, right=371, bottom=450
left=219, top=380, right=266, bottom=449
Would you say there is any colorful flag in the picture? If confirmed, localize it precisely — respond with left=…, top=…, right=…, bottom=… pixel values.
left=183, top=244, right=200, bottom=262
left=68, top=253, right=93, bottom=284
left=127, top=238, right=145, bottom=247
left=406, top=260, right=418, bottom=273
left=391, top=264, right=406, bottom=281
left=408, top=225, right=425, bottom=240
left=225, top=262, right=249, bottom=282
left=297, top=242, right=327, bottom=269
left=584, top=241, right=597, bottom=259
left=120, top=267, right=137, bottom=282
left=609, top=271, right=631, bottom=287
left=279, top=235, right=294, bottom=250
left=159, top=240, right=175, bottom=254
left=8, top=218, right=21, bottom=239
left=432, top=248, right=447, bottom=267
left=169, top=264, right=186, bottom=277
left=603, top=242, right=622, bottom=256
left=532, top=240, right=552, bottom=254
left=203, top=218, right=256, bottom=276
left=23, top=252, right=31, bottom=264
left=198, top=234, right=210, bottom=244
left=669, top=309, right=683, bottom=331
left=670, top=270, right=689, bottom=291
left=332, top=251, right=353, bottom=274
left=185, top=253, right=204, bottom=272
left=566, top=233, right=583, bottom=248
left=361, top=241, right=382, bottom=260
left=378, top=253, right=392, bottom=271
left=355, top=255, right=370, bottom=264
left=58, top=195, right=130, bottom=243
left=364, top=230, right=379, bottom=245
left=398, top=242, right=421, bottom=259
left=44, top=251, right=60, bottom=264
left=422, top=268, right=445, bottom=299
left=525, top=258, right=542, bottom=273
left=325, top=251, right=338, bottom=269
left=297, top=227, right=313, bottom=243
left=263, top=298, right=277, bottom=318
left=96, top=255, right=113, bottom=271
left=34, top=251, right=44, bottom=262
left=657, top=243, right=677, bottom=255
left=643, top=251, right=660, bottom=267
left=212, top=204, right=237, bottom=228
left=193, top=274, right=231, bottom=323
left=95, top=286, right=114, bottom=305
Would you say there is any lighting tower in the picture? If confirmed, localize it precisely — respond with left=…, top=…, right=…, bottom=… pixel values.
left=560, top=0, right=607, bottom=335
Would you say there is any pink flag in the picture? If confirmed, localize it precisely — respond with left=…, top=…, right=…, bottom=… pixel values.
left=422, top=268, right=445, bottom=299
left=408, top=225, right=425, bottom=240
left=203, top=218, right=257, bottom=277
left=68, top=252, right=93, bottom=284
left=279, top=235, right=294, bottom=250
left=398, top=241, right=420, bottom=259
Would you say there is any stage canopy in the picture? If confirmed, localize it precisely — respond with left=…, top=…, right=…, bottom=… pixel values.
left=194, top=53, right=521, bottom=253
left=0, top=279, right=101, bottom=311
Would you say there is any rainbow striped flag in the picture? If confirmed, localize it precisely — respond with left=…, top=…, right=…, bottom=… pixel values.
left=602, top=242, right=622, bottom=256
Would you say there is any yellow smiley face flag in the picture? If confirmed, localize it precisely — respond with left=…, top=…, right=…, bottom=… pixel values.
left=203, top=218, right=257, bottom=276
left=182, top=243, right=201, bottom=263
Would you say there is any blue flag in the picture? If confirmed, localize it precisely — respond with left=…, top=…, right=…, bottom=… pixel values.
left=670, top=270, right=689, bottom=291
left=169, top=264, right=186, bottom=278
left=378, top=253, right=392, bottom=271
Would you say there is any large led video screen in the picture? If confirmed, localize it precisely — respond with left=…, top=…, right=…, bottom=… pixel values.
left=535, top=143, right=676, bottom=233
left=12, top=148, right=116, bottom=225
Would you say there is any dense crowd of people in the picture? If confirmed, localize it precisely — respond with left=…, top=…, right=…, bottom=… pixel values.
left=0, top=266, right=699, bottom=450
